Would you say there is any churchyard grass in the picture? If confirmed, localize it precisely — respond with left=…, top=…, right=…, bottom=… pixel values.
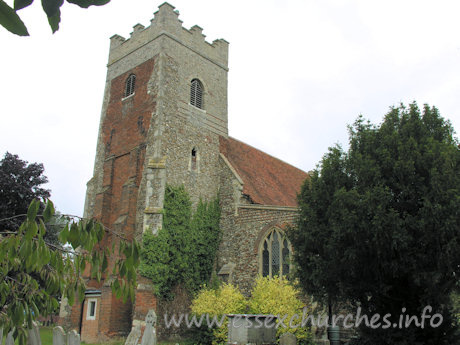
left=37, top=327, right=123, bottom=345
left=39, top=327, right=54, bottom=345
left=81, top=341, right=124, bottom=345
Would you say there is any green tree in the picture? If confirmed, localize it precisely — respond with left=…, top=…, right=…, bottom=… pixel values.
left=289, top=103, right=460, bottom=344
left=0, top=0, right=110, bottom=36
left=0, top=199, right=140, bottom=345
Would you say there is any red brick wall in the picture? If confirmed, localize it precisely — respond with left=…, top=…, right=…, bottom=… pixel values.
left=73, top=58, right=157, bottom=341
left=100, top=58, right=156, bottom=234
left=108, top=289, right=133, bottom=336
left=133, top=277, right=157, bottom=321
left=81, top=296, right=101, bottom=343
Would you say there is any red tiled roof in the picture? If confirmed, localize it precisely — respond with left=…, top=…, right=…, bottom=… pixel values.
left=219, top=136, right=308, bottom=207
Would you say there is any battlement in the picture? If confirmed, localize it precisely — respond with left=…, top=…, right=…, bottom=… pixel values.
left=108, top=2, right=229, bottom=69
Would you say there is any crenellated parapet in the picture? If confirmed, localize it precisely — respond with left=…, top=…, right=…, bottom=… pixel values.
left=108, top=2, right=229, bottom=69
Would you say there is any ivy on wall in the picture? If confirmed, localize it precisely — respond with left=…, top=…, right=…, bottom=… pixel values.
left=139, top=185, right=221, bottom=300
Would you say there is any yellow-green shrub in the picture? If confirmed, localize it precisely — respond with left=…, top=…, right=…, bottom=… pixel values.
left=191, top=283, right=246, bottom=345
left=249, top=275, right=303, bottom=316
left=249, top=276, right=314, bottom=345
left=190, top=277, right=314, bottom=345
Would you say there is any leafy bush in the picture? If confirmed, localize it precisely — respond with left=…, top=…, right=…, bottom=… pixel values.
left=139, top=185, right=221, bottom=299
left=191, top=283, right=247, bottom=316
left=249, top=276, right=303, bottom=316
left=190, top=277, right=314, bottom=345
left=191, top=283, right=246, bottom=345
left=249, top=276, right=314, bottom=345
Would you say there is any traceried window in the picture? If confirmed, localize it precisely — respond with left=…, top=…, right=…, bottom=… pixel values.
left=190, top=79, right=203, bottom=109
left=260, top=228, right=292, bottom=278
left=124, top=74, right=136, bottom=97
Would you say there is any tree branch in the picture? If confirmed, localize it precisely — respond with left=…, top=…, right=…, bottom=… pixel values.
left=0, top=213, right=128, bottom=241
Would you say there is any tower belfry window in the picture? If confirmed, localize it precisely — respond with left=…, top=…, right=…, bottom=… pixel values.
left=124, top=74, right=136, bottom=97
left=190, top=79, right=203, bottom=109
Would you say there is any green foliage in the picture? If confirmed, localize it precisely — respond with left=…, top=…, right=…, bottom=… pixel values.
left=190, top=277, right=314, bottom=345
left=453, top=292, right=460, bottom=324
left=0, top=0, right=109, bottom=36
left=191, top=283, right=247, bottom=316
left=191, top=283, right=246, bottom=345
left=0, top=0, right=28, bottom=36
left=139, top=185, right=221, bottom=300
left=290, top=103, right=460, bottom=344
left=0, top=199, right=140, bottom=345
left=249, top=276, right=314, bottom=345
left=249, top=276, right=303, bottom=315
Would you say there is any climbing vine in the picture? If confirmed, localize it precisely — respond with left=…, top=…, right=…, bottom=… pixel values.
left=139, top=185, right=221, bottom=300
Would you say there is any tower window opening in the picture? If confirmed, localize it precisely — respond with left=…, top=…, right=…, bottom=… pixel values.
left=124, top=74, right=136, bottom=97
left=190, top=79, right=203, bottom=109
left=191, top=148, right=197, bottom=170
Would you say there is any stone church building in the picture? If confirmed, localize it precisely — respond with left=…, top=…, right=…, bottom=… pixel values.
left=60, top=3, right=308, bottom=342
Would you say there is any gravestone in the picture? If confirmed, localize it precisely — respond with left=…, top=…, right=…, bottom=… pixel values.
left=140, top=309, right=157, bottom=345
left=124, top=325, right=141, bottom=345
left=27, top=322, right=42, bottom=345
left=279, top=332, right=296, bottom=345
left=5, top=331, right=14, bottom=345
left=227, top=314, right=277, bottom=345
left=53, top=326, right=66, bottom=345
left=67, top=330, right=80, bottom=345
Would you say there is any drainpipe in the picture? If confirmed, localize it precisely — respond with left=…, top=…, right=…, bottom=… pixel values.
left=79, top=299, right=85, bottom=335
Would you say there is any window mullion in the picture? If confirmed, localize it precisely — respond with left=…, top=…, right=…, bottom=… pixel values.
left=268, top=237, right=272, bottom=278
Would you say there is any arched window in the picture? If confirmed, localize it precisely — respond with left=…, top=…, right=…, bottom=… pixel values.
left=190, top=79, right=203, bottom=109
left=124, top=74, right=136, bottom=97
left=259, top=228, right=292, bottom=278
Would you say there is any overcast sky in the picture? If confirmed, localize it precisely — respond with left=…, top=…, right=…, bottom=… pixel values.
left=1, top=0, right=459, bottom=217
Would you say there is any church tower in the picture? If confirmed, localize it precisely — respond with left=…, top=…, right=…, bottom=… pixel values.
left=65, top=3, right=229, bottom=341
left=62, top=3, right=309, bottom=343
